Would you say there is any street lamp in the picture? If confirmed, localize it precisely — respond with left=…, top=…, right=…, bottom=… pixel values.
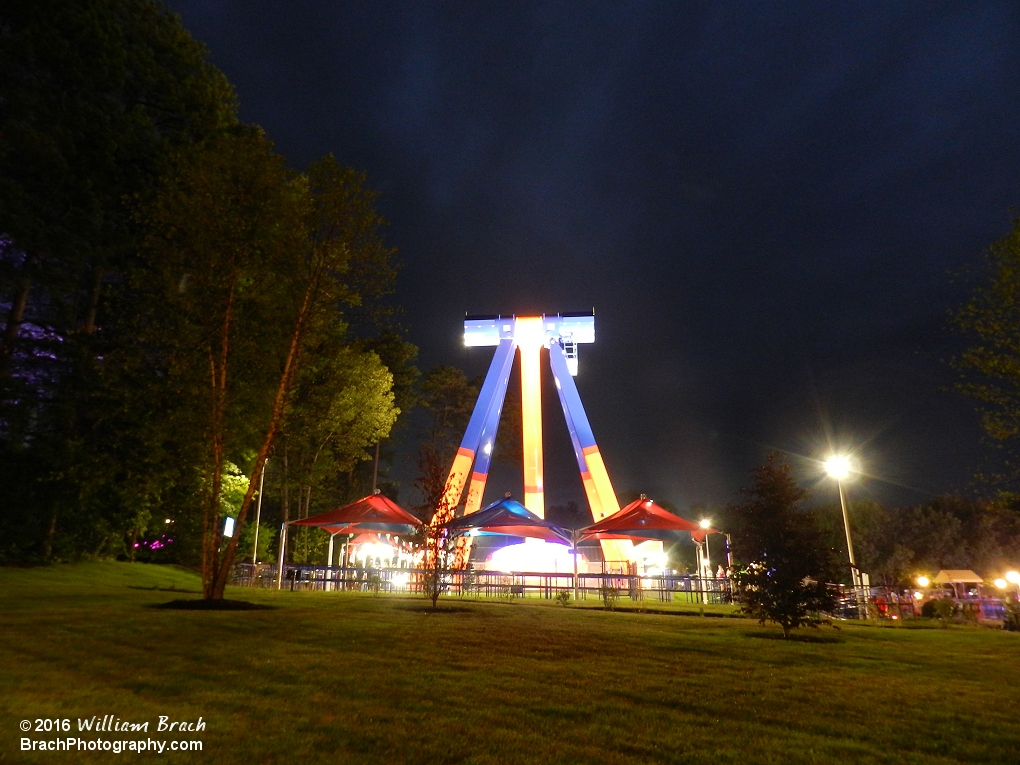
left=700, top=518, right=712, bottom=576
left=825, top=454, right=867, bottom=619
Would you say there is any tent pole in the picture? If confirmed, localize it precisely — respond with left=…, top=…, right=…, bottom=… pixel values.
left=327, top=532, right=336, bottom=591
left=572, top=530, right=579, bottom=601
left=276, top=523, right=287, bottom=590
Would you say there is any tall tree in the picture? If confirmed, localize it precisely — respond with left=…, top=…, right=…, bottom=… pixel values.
left=954, top=215, right=1020, bottom=485
left=0, top=0, right=237, bottom=562
left=137, top=149, right=402, bottom=599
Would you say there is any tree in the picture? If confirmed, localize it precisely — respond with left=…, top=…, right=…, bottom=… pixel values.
left=135, top=144, right=401, bottom=599
left=954, top=215, right=1020, bottom=485
left=729, top=454, right=837, bottom=638
left=0, top=0, right=237, bottom=562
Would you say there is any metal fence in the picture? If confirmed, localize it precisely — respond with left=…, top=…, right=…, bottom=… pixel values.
left=230, top=564, right=1010, bottom=621
left=231, top=563, right=733, bottom=603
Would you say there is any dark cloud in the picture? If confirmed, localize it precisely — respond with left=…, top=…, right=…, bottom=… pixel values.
left=165, top=0, right=1020, bottom=510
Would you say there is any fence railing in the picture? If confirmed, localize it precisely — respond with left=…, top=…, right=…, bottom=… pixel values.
left=231, top=563, right=733, bottom=604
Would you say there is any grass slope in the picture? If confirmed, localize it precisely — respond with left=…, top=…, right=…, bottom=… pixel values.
left=1, top=562, right=1018, bottom=764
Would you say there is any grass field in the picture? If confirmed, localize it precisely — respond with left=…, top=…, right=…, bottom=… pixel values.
left=2, top=562, right=1018, bottom=764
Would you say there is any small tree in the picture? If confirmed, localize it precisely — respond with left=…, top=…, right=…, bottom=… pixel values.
left=730, top=454, right=837, bottom=638
left=409, top=454, right=459, bottom=608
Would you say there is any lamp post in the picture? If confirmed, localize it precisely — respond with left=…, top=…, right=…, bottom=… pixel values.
left=698, top=518, right=712, bottom=603
left=825, top=455, right=867, bottom=619
left=700, top=519, right=712, bottom=575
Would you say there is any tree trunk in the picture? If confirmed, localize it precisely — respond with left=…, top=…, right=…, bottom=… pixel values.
left=208, top=278, right=317, bottom=600
left=202, top=280, right=236, bottom=599
left=40, top=512, right=56, bottom=560
left=2, top=251, right=39, bottom=362
left=82, top=266, right=104, bottom=334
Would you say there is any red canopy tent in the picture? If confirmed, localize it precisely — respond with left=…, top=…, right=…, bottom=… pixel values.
left=275, top=494, right=420, bottom=588
left=578, top=496, right=716, bottom=543
left=290, top=492, right=422, bottom=536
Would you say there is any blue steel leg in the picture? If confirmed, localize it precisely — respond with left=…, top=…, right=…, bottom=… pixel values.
left=463, top=339, right=516, bottom=514
left=439, top=338, right=517, bottom=523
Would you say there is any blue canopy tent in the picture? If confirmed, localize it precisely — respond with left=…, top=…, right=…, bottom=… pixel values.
left=440, top=495, right=572, bottom=544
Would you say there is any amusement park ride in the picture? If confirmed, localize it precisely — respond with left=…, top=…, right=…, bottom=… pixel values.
left=435, top=311, right=658, bottom=569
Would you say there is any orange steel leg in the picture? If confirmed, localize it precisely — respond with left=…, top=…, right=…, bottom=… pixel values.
left=517, top=317, right=545, bottom=518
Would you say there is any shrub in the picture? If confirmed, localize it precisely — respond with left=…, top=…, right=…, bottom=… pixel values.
left=599, top=584, right=620, bottom=611
left=1003, top=601, right=1020, bottom=632
left=921, top=598, right=956, bottom=620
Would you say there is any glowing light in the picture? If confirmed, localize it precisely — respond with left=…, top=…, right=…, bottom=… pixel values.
left=392, top=572, right=410, bottom=589
left=1007, top=571, right=1020, bottom=584
left=483, top=441, right=492, bottom=455
left=165, top=518, right=172, bottom=524
left=913, top=591, right=923, bottom=600
left=356, top=542, right=396, bottom=563
left=824, top=455, right=853, bottom=480
left=223, top=517, right=235, bottom=538
left=916, top=575, right=930, bottom=588
left=699, top=518, right=711, bottom=529
left=995, top=578, right=1008, bottom=589
left=633, top=541, right=667, bottom=574
left=486, top=540, right=581, bottom=573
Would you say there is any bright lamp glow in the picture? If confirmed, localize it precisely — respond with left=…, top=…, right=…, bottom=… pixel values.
left=995, top=578, right=1008, bottom=589
left=359, top=542, right=395, bottom=561
left=1007, top=571, right=1020, bottom=584
left=699, top=518, right=711, bottom=529
left=913, top=591, right=923, bottom=600
left=824, top=455, right=853, bottom=480
left=916, top=575, right=930, bottom=588
left=487, top=540, right=582, bottom=574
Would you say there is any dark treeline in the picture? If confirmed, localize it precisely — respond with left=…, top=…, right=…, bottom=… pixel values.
left=822, top=494, right=1020, bottom=586
left=0, top=1, right=417, bottom=596
left=700, top=490, right=1020, bottom=587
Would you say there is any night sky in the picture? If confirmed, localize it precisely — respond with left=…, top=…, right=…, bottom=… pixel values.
left=165, top=0, right=1020, bottom=513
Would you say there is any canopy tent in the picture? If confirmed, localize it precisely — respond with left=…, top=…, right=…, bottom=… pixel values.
left=578, top=496, right=714, bottom=544
left=290, top=492, right=422, bottom=536
left=441, top=496, right=572, bottom=544
left=933, top=570, right=984, bottom=584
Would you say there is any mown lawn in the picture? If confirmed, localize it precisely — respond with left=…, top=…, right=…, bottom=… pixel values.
left=1, top=562, right=1018, bottom=764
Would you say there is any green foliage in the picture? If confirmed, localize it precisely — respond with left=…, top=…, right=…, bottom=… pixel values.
left=730, top=454, right=837, bottom=638
left=0, top=7, right=411, bottom=582
left=555, top=590, right=572, bottom=607
left=0, top=0, right=239, bottom=564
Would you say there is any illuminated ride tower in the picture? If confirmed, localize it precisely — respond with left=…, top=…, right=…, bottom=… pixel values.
left=436, top=312, right=634, bottom=567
